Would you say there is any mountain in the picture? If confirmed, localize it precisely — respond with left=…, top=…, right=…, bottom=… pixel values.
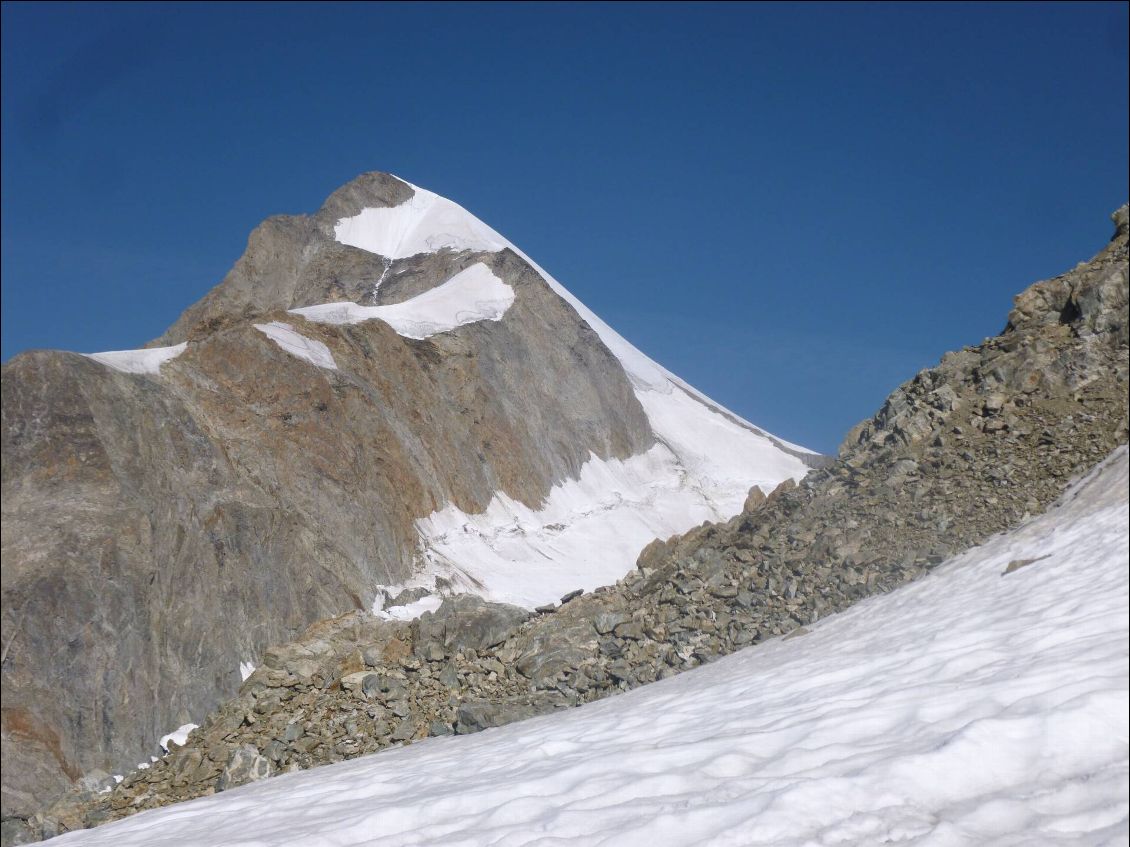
left=20, top=203, right=1127, bottom=844
left=0, top=174, right=816, bottom=831
left=13, top=202, right=1125, bottom=844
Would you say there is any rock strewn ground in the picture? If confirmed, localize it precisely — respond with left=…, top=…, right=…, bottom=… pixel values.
left=18, top=205, right=1129, bottom=843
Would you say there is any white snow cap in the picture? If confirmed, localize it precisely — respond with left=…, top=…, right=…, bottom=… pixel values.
left=48, top=449, right=1130, bottom=846
left=84, top=342, right=187, bottom=375
left=291, top=262, right=514, bottom=339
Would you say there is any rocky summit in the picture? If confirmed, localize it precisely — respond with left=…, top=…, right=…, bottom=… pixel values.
left=1, top=174, right=817, bottom=841
left=13, top=205, right=1125, bottom=843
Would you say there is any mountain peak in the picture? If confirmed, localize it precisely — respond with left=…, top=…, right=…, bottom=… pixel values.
left=315, top=171, right=415, bottom=223
left=2, top=173, right=814, bottom=824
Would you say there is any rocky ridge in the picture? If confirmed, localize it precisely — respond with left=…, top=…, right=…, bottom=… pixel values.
left=20, top=206, right=1126, bottom=843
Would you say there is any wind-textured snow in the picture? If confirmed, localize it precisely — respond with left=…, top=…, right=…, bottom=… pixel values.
left=253, top=322, right=338, bottom=370
left=83, top=342, right=187, bottom=375
left=49, top=448, right=1130, bottom=846
left=291, top=262, right=513, bottom=339
left=330, top=177, right=812, bottom=610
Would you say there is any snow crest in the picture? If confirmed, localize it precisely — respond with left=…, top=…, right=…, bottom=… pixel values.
left=291, top=262, right=513, bottom=339
left=50, top=449, right=1130, bottom=846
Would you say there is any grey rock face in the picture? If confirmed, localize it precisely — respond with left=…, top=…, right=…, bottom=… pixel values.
left=1, top=174, right=653, bottom=826
left=455, top=694, right=567, bottom=735
left=38, top=203, right=1126, bottom=841
left=415, top=596, right=531, bottom=657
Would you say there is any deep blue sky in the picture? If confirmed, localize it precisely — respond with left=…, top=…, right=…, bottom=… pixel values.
left=2, top=2, right=1127, bottom=453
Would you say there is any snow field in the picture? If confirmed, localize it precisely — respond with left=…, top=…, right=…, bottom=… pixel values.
left=49, top=448, right=1129, bottom=847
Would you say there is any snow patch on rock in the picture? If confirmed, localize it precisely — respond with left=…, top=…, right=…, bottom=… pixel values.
left=158, top=724, right=198, bottom=753
left=376, top=594, right=444, bottom=621
left=290, top=262, right=513, bottom=339
left=253, top=322, right=338, bottom=370
left=84, top=342, right=187, bottom=375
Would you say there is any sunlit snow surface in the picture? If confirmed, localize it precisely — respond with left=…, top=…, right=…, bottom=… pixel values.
left=49, top=449, right=1129, bottom=846
left=291, top=262, right=514, bottom=338
left=331, top=178, right=813, bottom=609
left=83, top=342, right=187, bottom=374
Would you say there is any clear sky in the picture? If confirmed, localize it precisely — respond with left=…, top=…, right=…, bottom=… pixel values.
left=2, top=2, right=1126, bottom=454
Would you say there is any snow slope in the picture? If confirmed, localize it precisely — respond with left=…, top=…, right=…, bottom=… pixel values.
left=329, top=179, right=814, bottom=609
left=49, top=447, right=1129, bottom=846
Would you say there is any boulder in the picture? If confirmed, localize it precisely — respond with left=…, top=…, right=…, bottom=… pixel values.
left=215, top=745, right=271, bottom=792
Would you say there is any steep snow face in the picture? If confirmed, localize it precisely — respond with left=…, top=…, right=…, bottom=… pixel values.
left=253, top=322, right=338, bottom=370
left=49, top=449, right=1130, bottom=846
left=291, top=262, right=514, bottom=338
left=331, top=178, right=813, bottom=609
left=84, top=343, right=187, bottom=375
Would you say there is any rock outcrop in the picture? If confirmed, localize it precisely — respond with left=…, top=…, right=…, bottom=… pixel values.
left=29, top=205, right=1125, bottom=842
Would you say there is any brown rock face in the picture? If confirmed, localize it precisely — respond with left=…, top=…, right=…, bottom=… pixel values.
left=1, top=175, right=653, bottom=824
